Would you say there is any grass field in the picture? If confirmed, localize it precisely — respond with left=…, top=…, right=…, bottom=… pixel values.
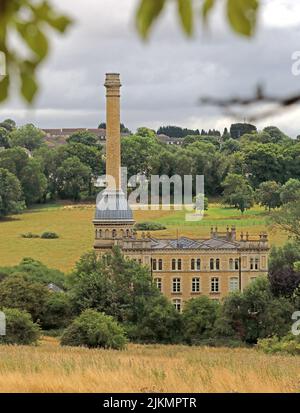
left=0, top=337, right=298, bottom=393
left=0, top=203, right=287, bottom=272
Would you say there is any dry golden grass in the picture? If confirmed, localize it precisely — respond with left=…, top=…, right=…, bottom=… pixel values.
left=0, top=338, right=298, bottom=393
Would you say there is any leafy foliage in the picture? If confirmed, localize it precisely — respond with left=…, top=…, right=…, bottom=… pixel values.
left=61, top=309, right=127, bottom=350
left=0, top=307, right=40, bottom=345
left=256, top=181, right=282, bottom=211
left=182, top=296, right=220, bottom=344
left=220, top=278, right=294, bottom=344
left=134, top=222, right=166, bottom=231
left=136, top=0, right=259, bottom=39
left=41, top=231, right=59, bottom=239
left=0, top=275, right=49, bottom=322
left=69, top=248, right=159, bottom=324
left=0, top=0, right=71, bottom=103
left=0, top=167, right=24, bottom=217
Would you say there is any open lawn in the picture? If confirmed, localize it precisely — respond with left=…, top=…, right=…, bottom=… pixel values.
left=0, top=203, right=287, bottom=272
left=0, top=338, right=298, bottom=393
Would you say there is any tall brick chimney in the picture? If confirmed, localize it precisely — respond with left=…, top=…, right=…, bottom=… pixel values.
left=93, top=74, right=135, bottom=252
left=104, top=73, right=121, bottom=190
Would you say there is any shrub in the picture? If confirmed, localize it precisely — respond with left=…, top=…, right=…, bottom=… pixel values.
left=0, top=308, right=40, bottom=345
left=41, top=293, right=73, bottom=330
left=61, top=309, right=127, bottom=350
left=128, top=295, right=182, bottom=344
left=21, top=232, right=40, bottom=239
left=182, top=296, right=220, bottom=344
left=0, top=275, right=49, bottom=322
left=41, top=232, right=59, bottom=239
left=257, top=335, right=300, bottom=355
left=134, top=222, right=166, bottom=231
left=0, top=258, right=66, bottom=289
left=220, top=278, right=294, bottom=344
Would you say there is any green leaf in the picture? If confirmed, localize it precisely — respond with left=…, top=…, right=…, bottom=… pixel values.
left=29, top=1, right=72, bottom=33
left=227, top=0, right=258, bottom=37
left=46, top=16, right=72, bottom=33
left=0, top=75, right=9, bottom=103
left=16, top=22, right=49, bottom=61
left=136, top=0, right=166, bottom=39
left=20, top=70, right=38, bottom=103
left=202, top=0, right=215, bottom=22
left=178, top=0, right=193, bottom=36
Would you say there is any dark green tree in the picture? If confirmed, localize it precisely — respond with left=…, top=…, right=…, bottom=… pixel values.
left=66, top=130, right=98, bottom=146
left=0, top=275, right=49, bottom=322
left=9, top=124, right=45, bottom=151
left=182, top=296, right=220, bottom=344
left=0, top=127, right=10, bottom=148
left=222, top=173, right=254, bottom=213
left=220, top=278, right=294, bottom=343
left=57, top=156, right=91, bottom=201
left=280, top=179, right=300, bottom=204
left=0, top=168, right=24, bottom=218
left=230, top=123, right=257, bottom=139
left=256, top=181, right=282, bottom=211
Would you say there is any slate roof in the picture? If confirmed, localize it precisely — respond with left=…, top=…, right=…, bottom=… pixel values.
left=150, top=236, right=239, bottom=250
left=94, top=190, right=134, bottom=221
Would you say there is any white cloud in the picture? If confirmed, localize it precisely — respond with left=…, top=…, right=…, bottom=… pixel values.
left=1, top=0, right=300, bottom=137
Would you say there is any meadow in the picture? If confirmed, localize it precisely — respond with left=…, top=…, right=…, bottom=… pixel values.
left=0, top=337, right=298, bottom=393
left=0, top=202, right=287, bottom=272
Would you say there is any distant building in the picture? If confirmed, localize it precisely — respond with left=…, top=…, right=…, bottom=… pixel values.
left=42, top=128, right=182, bottom=147
left=47, top=283, right=64, bottom=293
left=92, top=74, right=270, bottom=311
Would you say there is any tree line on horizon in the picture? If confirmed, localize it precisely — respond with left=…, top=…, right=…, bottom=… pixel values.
left=1, top=119, right=300, bottom=217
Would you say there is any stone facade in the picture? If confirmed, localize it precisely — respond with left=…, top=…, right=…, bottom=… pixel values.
left=93, top=74, right=269, bottom=310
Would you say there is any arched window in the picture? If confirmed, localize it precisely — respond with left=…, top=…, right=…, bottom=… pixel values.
left=229, top=258, right=234, bottom=270
left=235, top=258, right=239, bottom=270
left=210, top=258, right=214, bottom=270
left=126, top=229, right=130, bottom=237
left=191, top=258, right=195, bottom=270
left=105, top=229, right=109, bottom=238
left=196, top=258, right=201, bottom=270
left=172, top=259, right=176, bottom=271
left=216, top=258, right=220, bottom=270
left=158, top=259, right=163, bottom=271
left=255, top=258, right=259, bottom=270
left=177, top=259, right=182, bottom=271
left=152, top=259, right=157, bottom=271
left=112, top=229, right=117, bottom=238
left=99, top=229, right=102, bottom=238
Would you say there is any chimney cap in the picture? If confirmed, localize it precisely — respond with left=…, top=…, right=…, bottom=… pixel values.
left=105, top=73, right=121, bottom=88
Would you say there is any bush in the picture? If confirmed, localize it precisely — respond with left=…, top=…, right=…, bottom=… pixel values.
left=40, top=293, right=73, bottom=330
left=41, top=232, right=59, bottom=239
left=0, top=308, right=40, bottom=345
left=220, top=278, right=294, bottom=344
left=61, top=309, right=127, bottom=349
left=134, top=222, right=166, bottom=231
left=257, top=335, right=300, bottom=355
left=0, top=258, right=66, bottom=289
left=128, top=295, right=182, bottom=344
left=0, top=275, right=49, bottom=322
left=182, top=296, right=220, bottom=344
left=21, top=232, right=40, bottom=238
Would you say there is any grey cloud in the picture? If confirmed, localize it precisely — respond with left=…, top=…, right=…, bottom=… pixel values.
left=1, top=0, right=300, bottom=137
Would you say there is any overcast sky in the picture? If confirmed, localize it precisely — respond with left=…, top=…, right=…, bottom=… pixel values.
left=1, top=0, right=300, bottom=137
